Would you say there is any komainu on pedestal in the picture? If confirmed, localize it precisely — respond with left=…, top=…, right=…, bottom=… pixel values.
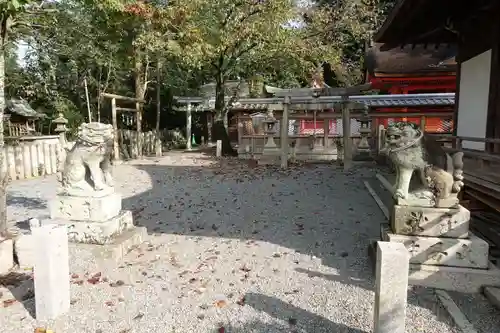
left=381, top=121, right=464, bottom=208
left=61, top=122, right=114, bottom=196
left=380, top=121, right=490, bottom=273
left=46, top=122, right=140, bottom=245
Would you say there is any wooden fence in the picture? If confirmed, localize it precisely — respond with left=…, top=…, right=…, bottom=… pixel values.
left=117, top=129, right=161, bottom=160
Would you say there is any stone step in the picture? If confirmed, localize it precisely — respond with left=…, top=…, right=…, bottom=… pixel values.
left=484, top=286, right=500, bottom=310
left=381, top=224, right=489, bottom=269
left=369, top=236, right=500, bottom=293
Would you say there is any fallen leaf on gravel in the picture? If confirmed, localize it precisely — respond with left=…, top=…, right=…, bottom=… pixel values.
left=110, top=280, right=125, bottom=287
left=236, top=296, right=246, bottom=306
left=87, top=277, right=100, bottom=285
left=178, top=270, right=190, bottom=277
left=105, top=300, right=114, bottom=306
left=87, top=272, right=102, bottom=284
left=73, top=280, right=84, bottom=285
left=214, top=300, right=226, bottom=308
left=240, top=265, right=251, bottom=272
left=133, top=312, right=144, bottom=320
left=71, top=273, right=79, bottom=279
left=3, top=298, right=17, bottom=307
left=218, top=327, right=225, bottom=333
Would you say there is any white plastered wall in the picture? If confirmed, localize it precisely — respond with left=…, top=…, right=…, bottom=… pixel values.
left=457, top=49, right=492, bottom=150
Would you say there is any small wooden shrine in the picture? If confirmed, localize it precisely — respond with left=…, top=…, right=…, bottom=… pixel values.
left=4, top=99, right=46, bottom=137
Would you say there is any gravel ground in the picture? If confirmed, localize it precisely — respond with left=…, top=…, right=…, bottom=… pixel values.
left=1, top=152, right=461, bottom=332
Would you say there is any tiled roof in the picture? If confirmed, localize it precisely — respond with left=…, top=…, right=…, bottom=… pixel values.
left=365, top=43, right=457, bottom=75
left=6, top=99, right=46, bottom=118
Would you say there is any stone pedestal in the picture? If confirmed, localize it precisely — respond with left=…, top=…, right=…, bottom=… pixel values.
left=391, top=204, right=470, bottom=238
left=49, top=193, right=121, bottom=222
left=386, top=201, right=489, bottom=271
left=11, top=192, right=147, bottom=266
left=382, top=192, right=494, bottom=290
left=45, top=192, right=141, bottom=247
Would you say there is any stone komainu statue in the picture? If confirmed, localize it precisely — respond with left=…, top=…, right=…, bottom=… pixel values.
left=60, top=122, right=114, bottom=196
left=381, top=122, right=464, bottom=205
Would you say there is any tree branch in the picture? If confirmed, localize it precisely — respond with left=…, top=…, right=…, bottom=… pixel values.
left=223, top=42, right=258, bottom=72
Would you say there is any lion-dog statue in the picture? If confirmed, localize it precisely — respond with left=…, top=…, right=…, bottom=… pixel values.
left=60, top=122, right=114, bottom=196
left=381, top=122, right=464, bottom=206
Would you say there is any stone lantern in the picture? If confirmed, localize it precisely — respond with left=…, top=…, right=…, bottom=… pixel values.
left=53, top=113, right=68, bottom=144
left=263, top=113, right=278, bottom=149
left=354, top=105, right=373, bottom=160
left=53, top=113, right=69, bottom=178
left=259, top=111, right=280, bottom=165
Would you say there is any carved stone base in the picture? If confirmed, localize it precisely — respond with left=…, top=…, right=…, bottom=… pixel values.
left=258, top=147, right=281, bottom=165
left=42, top=210, right=134, bottom=245
left=391, top=204, right=470, bottom=238
left=381, top=225, right=489, bottom=269
left=49, top=193, right=121, bottom=222
left=395, top=190, right=460, bottom=208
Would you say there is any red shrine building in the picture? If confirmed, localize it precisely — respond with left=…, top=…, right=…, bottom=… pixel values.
left=364, top=43, right=457, bottom=132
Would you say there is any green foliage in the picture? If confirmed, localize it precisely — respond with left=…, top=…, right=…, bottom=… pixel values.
left=2, top=0, right=397, bottom=134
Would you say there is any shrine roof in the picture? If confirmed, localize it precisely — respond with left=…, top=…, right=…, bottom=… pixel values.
left=365, top=43, right=456, bottom=76
left=373, top=0, right=494, bottom=45
left=5, top=99, right=46, bottom=119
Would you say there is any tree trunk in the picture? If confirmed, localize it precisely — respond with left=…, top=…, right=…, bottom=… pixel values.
left=0, top=41, right=8, bottom=236
left=214, top=73, right=236, bottom=156
left=155, top=58, right=161, bottom=133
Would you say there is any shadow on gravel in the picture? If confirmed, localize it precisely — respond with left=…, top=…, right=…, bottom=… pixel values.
left=7, top=194, right=47, bottom=210
left=243, top=292, right=368, bottom=333
left=119, top=152, right=456, bottom=327
left=0, top=272, right=36, bottom=318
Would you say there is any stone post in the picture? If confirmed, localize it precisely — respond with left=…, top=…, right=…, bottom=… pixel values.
left=111, top=98, right=120, bottom=162
left=341, top=97, right=352, bottom=171
left=280, top=96, right=290, bottom=168
left=52, top=113, right=68, bottom=178
left=186, top=103, right=192, bottom=151
left=373, top=241, right=409, bottom=333
left=32, top=224, right=70, bottom=321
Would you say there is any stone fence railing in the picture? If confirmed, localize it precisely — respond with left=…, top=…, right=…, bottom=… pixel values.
left=1, top=135, right=67, bottom=181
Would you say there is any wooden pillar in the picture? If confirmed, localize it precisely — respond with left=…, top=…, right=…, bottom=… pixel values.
left=136, top=102, right=142, bottom=157
left=281, top=96, right=290, bottom=168
left=420, top=116, right=426, bottom=133
left=342, top=98, right=351, bottom=171
left=111, top=98, right=120, bottom=161
left=487, top=16, right=500, bottom=152
left=186, top=103, right=192, bottom=151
